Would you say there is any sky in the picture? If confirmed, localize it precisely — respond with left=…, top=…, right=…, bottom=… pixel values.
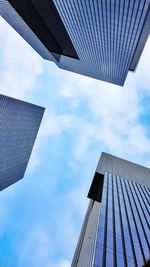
left=0, top=15, right=150, bottom=267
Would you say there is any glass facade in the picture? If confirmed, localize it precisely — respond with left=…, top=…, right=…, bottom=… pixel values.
left=54, top=0, right=150, bottom=85
left=94, top=172, right=150, bottom=267
left=0, top=94, right=44, bottom=190
left=1, top=1, right=149, bottom=86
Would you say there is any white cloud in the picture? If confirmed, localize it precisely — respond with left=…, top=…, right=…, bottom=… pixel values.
left=26, top=149, right=41, bottom=174
left=53, top=260, right=70, bottom=267
left=0, top=17, right=43, bottom=100
left=17, top=222, right=72, bottom=267
left=57, top=37, right=150, bottom=166
left=26, top=109, right=75, bottom=173
left=17, top=225, right=52, bottom=267
left=40, top=110, right=74, bottom=137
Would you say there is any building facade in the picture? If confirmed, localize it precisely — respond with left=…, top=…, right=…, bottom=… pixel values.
left=72, top=152, right=150, bottom=267
left=0, top=94, right=44, bottom=190
left=0, top=0, right=150, bottom=85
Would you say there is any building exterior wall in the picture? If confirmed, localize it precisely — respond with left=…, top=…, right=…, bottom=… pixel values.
left=71, top=200, right=100, bottom=267
left=1, top=0, right=150, bottom=86
left=0, top=94, right=44, bottom=190
left=72, top=153, right=150, bottom=267
left=96, top=152, right=150, bottom=188
left=94, top=172, right=150, bottom=267
left=54, top=0, right=150, bottom=85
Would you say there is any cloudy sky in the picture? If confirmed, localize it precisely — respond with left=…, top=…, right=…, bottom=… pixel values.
left=0, top=15, right=150, bottom=267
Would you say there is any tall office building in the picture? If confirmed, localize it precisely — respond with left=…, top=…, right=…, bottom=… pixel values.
left=0, top=94, right=44, bottom=191
left=0, top=1, right=150, bottom=85
left=72, top=152, right=150, bottom=267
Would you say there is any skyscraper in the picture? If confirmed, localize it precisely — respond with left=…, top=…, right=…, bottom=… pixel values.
left=0, top=0, right=149, bottom=85
left=72, top=152, right=150, bottom=267
left=0, top=94, right=44, bottom=191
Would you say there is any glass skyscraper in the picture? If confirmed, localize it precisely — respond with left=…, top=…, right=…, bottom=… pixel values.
left=72, top=152, right=150, bottom=267
left=0, top=94, right=45, bottom=191
left=0, top=0, right=149, bottom=85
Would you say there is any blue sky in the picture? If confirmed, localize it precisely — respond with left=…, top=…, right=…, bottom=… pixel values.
left=0, top=16, right=150, bottom=267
